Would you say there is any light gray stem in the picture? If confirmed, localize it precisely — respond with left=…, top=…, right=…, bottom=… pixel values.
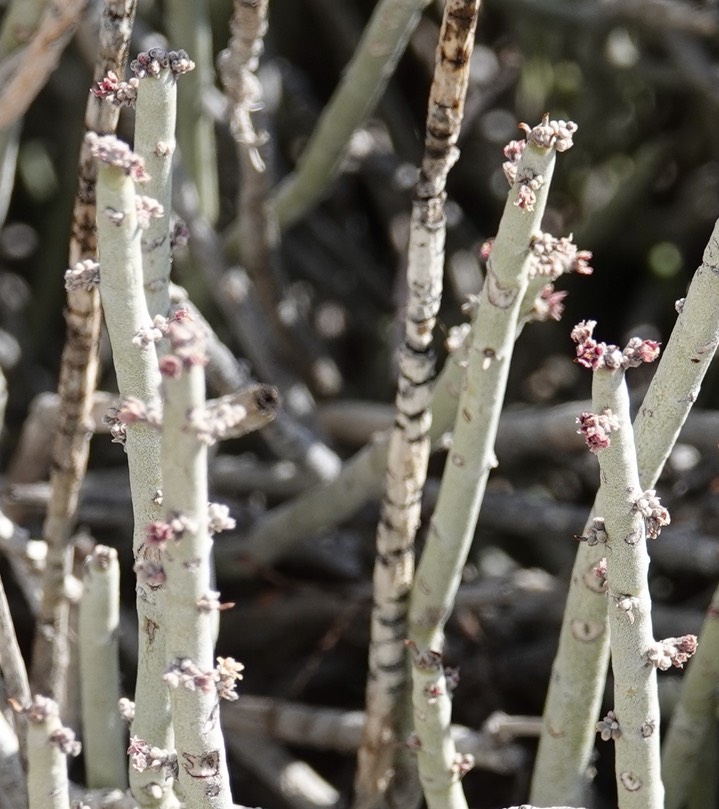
left=95, top=156, right=173, bottom=808
left=79, top=545, right=126, bottom=789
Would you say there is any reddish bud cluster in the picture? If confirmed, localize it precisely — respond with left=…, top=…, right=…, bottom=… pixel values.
left=571, top=320, right=661, bottom=372
left=576, top=409, right=620, bottom=453
left=633, top=490, right=671, bottom=539
left=597, top=710, right=621, bottom=741
left=64, top=259, right=100, bottom=292
left=646, top=635, right=698, bottom=670
left=128, top=736, right=177, bottom=775
left=131, top=48, right=195, bottom=79
left=529, top=232, right=593, bottom=280
left=520, top=114, right=578, bottom=152
left=92, top=71, right=139, bottom=106
left=85, top=132, right=149, bottom=183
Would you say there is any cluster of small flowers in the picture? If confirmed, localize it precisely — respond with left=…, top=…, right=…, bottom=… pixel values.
left=85, top=132, right=149, bottom=183
left=406, top=640, right=442, bottom=671
left=92, top=70, right=139, bottom=106
left=571, top=320, right=661, bottom=372
left=597, top=710, right=621, bottom=741
left=132, top=315, right=167, bottom=349
left=528, top=285, right=568, bottom=323
left=633, top=489, right=671, bottom=539
left=115, top=395, right=162, bottom=430
left=163, top=656, right=244, bottom=701
left=501, top=139, right=526, bottom=185
left=127, top=736, right=177, bottom=775
left=87, top=544, right=117, bottom=571
left=170, top=218, right=190, bottom=251
left=576, top=409, right=620, bottom=454
left=196, top=590, right=235, bottom=612
left=136, top=195, right=164, bottom=229
left=615, top=594, right=641, bottom=624
left=208, top=501, right=236, bottom=534
left=158, top=309, right=209, bottom=378
left=64, top=258, right=100, bottom=292
left=451, top=753, right=475, bottom=780
left=131, top=48, right=195, bottom=79
left=50, top=727, right=82, bottom=757
left=593, top=557, right=608, bottom=589
left=528, top=232, right=593, bottom=280
left=188, top=398, right=249, bottom=445
left=576, top=517, right=608, bottom=546
left=514, top=168, right=545, bottom=211
left=134, top=558, right=166, bottom=588
left=645, top=634, right=698, bottom=670
left=118, top=697, right=135, bottom=722
left=520, top=114, right=578, bottom=152
left=145, top=512, right=196, bottom=550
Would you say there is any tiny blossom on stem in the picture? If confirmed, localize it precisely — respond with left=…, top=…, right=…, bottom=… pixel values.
left=571, top=319, right=661, bottom=372
left=133, top=315, right=168, bottom=348
left=576, top=517, right=608, bottom=546
left=127, top=736, right=178, bottom=776
left=528, top=232, right=593, bottom=280
left=50, top=727, right=82, bottom=756
left=514, top=169, right=544, bottom=211
left=633, top=490, right=671, bottom=539
left=615, top=594, right=641, bottom=624
left=645, top=635, right=698, bottom=670
left=146, top=520, right=175, bottom=550
left=576, top=409, right=620, bottom=453
left=136, top=195, right=164, bottom=229
left=196, top=591, right=235, bottom=612
left=85, top=132, right=149, bottom=183
left=64, top=259, right=100, bottom=291
left=502, top=140, right=526, bottom=185
left=451, top=753, right=475, bottom=780
left=529, top=285, right=568, bottom=323
left=594, top=557, right=608, bottom=590
left=118, top=698, right=135, bottom=723
left=207, top=502, right=236, bottom=534
left=134, top=559, right=166, bottom=589
left=131, top=48, right=195, bottom=79
left=92, top=71, right=139, bottom=106
left=597, top=710, right=621, bottom=741
left=115, top=396, right=162, bottom=429
left=520, top=113, right=578, bottom=152
left=170, top=218, right=190, bottom=251
left=163, top=658, right=216, bottom=694
left=216, top=657, right=244, bottom=701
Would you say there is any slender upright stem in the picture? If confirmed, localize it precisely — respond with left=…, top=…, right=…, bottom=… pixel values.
left=592, top=368, right=663, bottom=809
left=356, top=4, right=480, bottom=808
left=531, top=215, right=719, bottom=806
left=79, top=545, right=127, bottom=789
left=160, top=315, right=233, bottom=809
left=93, top=148, right=174, bottom=809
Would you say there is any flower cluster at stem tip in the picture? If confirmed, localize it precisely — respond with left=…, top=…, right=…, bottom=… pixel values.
left=571, top=319, right=660, bottom=371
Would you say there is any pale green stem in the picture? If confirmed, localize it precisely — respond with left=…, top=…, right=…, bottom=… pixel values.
left=662, top=582, right=719, bottom=809
left=26, top=698, right=73, bottom=809
left=593, top=367, right=663, bottom=809
left=79, top=545, right=127, bottom=789
left=270, top=0, right=432, bottom=230
left=161, top=354, right=233, bottom=808
left=165, top=0, right=218, bottom=223
left=407, top=133, right=559, bottom=809
left=135, top=68, right=177, bottom=319
left=95, top=160, right=173, bottom=808
left=530, top=215, right=719, bottom=806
